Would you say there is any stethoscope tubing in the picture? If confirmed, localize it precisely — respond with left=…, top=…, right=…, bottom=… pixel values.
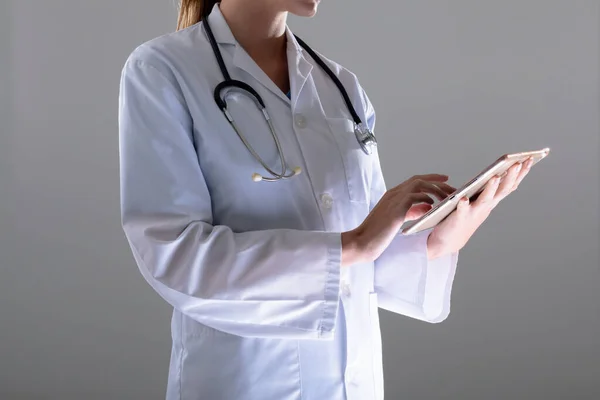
left=202, top=12, right=374, bottom=181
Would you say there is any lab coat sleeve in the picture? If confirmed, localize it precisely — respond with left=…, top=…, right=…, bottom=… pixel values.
left=359, top=88, right=459, bottom=323
left=118, top=57, right=341, bottom=340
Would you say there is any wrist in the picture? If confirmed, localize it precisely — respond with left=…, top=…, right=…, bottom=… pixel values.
left=426, top=232, right=444, bottom=260
left=341, top=229, right=366, bottom=267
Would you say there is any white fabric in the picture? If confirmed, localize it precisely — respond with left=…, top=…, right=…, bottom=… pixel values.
left=118, top=5, right=458, bottom=400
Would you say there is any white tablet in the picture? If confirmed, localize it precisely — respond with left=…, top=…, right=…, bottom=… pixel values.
left=401, top=148, right=550, bottom=235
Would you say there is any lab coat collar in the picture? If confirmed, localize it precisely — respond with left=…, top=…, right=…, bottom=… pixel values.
left=204, top=3, right=236, bottom=46
left=204, top=4, right=312, bottom=106
left=285, top=28, right=313, bottom=107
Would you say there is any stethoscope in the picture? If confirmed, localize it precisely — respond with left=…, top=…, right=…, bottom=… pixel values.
left=203, top=16, right=377, bottom=182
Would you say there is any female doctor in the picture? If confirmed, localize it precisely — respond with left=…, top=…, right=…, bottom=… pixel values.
left=118, top=0, right=532, bottom=399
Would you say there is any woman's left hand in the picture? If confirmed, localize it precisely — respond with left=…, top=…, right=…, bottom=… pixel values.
left=426, top=157, right=534, bottom=260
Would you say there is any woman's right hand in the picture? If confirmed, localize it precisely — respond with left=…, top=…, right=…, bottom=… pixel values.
left=341, top=174, right=455, bottom=267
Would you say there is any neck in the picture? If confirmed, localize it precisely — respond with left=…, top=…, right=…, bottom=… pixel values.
left=219, top=0, right=288, bottom=62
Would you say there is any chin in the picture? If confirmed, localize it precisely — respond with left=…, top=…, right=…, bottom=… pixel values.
left=290, top=0, right=320, bottom=17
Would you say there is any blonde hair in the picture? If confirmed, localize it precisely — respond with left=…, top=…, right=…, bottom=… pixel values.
left=177, top=0, right=219, bottom=30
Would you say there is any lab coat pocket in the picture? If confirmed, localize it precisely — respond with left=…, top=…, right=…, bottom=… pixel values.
left=326, top=117, right=372, bottom=204
left=369, top=292, right=384, bottom=400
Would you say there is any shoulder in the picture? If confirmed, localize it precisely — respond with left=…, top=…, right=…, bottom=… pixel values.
left=120, top=22, right=207, bottom=85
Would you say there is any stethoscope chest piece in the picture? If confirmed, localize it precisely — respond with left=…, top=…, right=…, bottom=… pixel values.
left=354, top=123, right=377, bottom=155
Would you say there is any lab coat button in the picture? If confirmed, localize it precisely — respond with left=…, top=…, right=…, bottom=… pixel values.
left=320, top=193, right=333, bottom=209
left=295, top=114, right=306, bottom=128
left=342, top=282, right=351, bottom=297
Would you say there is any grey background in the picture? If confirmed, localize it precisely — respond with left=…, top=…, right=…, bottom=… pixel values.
left=1, top=0, right=598, bottom=399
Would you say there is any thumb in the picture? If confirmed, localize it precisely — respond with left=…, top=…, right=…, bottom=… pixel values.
left=405, top=203, right=433, bottom=221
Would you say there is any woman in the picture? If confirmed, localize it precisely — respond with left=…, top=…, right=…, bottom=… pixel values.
left=118, top=0, right=532, bottom=399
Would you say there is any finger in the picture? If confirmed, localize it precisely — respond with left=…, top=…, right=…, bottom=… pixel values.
left=405, top=203, right=433, bottom=221
left=495, top=162, right=522, bottom=199
left=409, top=174, right=449, bottom=183
left=476, top=175, right=501, bottom=205
left=456, top=196, right=470, bottom=217
left=432, top=182, right=457, bottom=194
left=405, top=193, right=435, bottom=206
left=415, top=181, right=451, bottom=201
left=397, top=193, right=434, bottom=220
left=512, top=158, right=533, bottom=190
left=410, top=179, right=456, bottom=200
left=394, top=175, right=451, bottom=194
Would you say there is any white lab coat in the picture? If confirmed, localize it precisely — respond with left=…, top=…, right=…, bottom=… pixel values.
left=118, top=4, right=458, bottom=400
